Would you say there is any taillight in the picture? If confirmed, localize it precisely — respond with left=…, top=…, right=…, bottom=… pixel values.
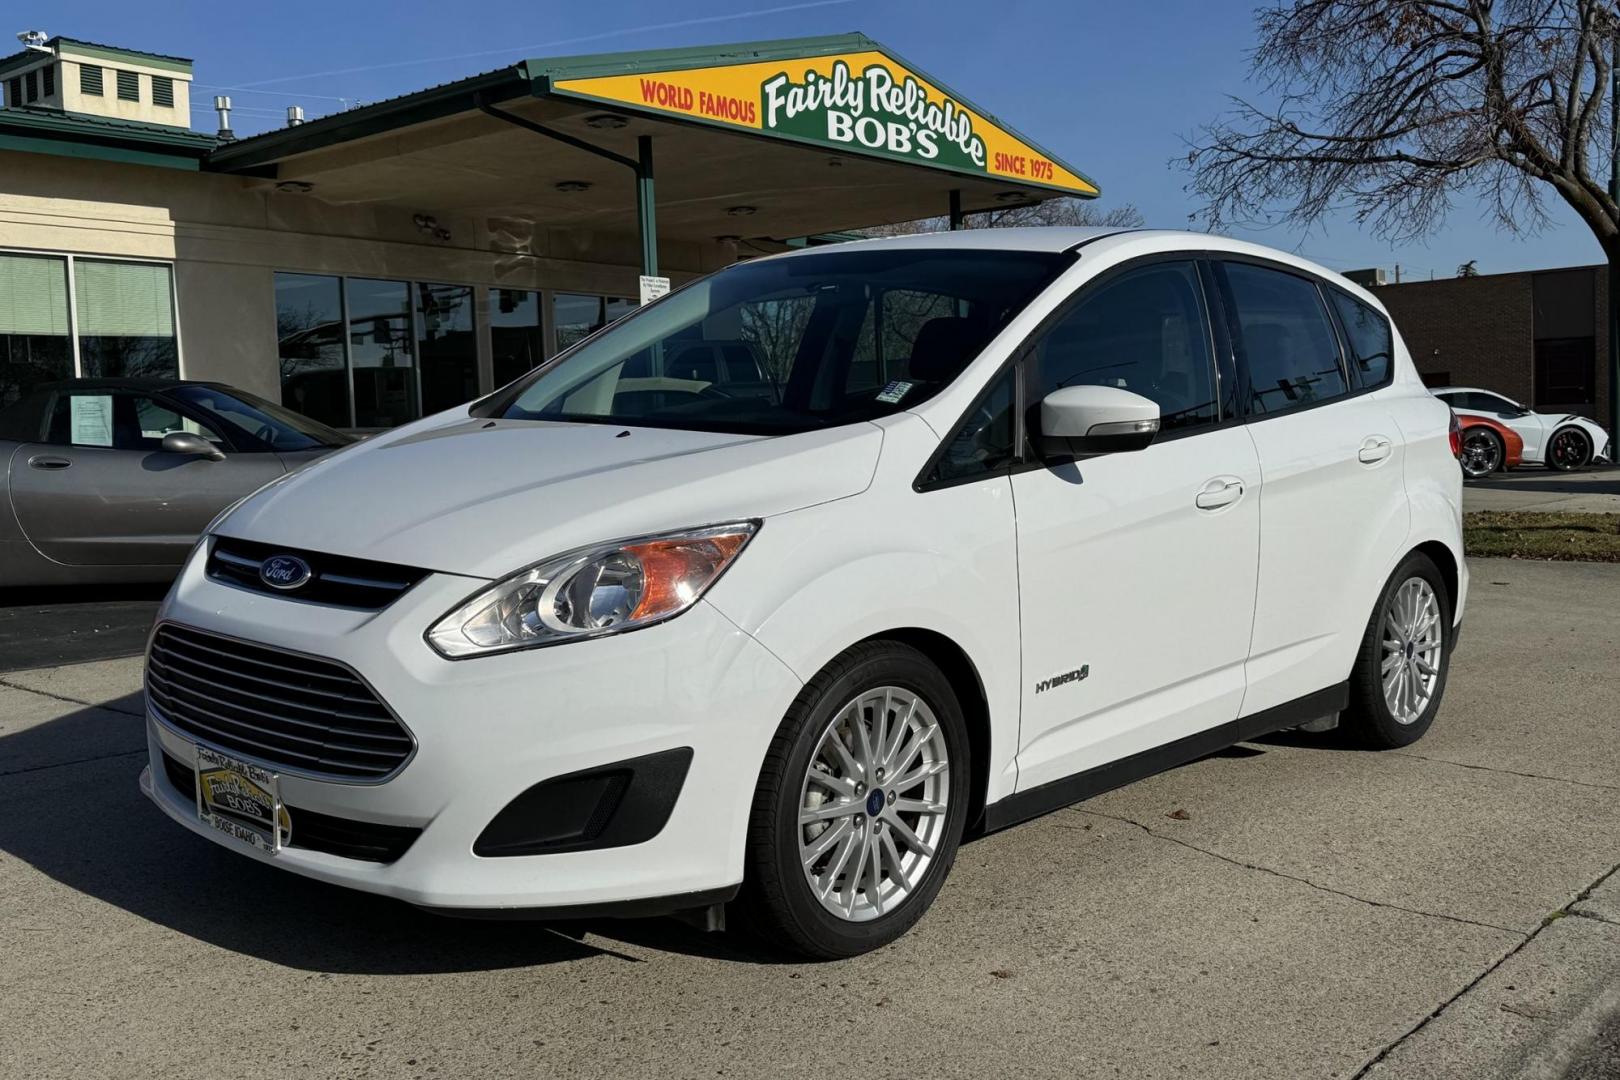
left=1448, top=411, right=1462, bottom=459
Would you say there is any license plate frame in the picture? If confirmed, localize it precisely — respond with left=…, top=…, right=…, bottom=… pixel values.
left=194, top=745, right=290, bottom=854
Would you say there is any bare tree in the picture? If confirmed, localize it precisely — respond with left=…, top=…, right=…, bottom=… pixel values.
left=1186, top=0, right=1620, bottom=424
left=862, top=197, right=1145, bottom=237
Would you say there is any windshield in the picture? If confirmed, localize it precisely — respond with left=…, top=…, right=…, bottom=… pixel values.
left=168, top=384, right=354, bottom=451
left=492, top=248, right=1071, bottom=435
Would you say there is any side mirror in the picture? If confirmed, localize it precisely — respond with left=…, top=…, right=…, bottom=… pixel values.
left=161, top=431, right=225, bottom=461
left=1034, top=385, right=1160, bottom=461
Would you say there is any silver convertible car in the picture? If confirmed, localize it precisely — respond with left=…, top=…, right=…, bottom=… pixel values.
left=0, top=379, right=351, bottom=587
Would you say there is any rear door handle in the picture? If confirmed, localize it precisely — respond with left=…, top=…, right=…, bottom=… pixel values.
left=27, top=455, right=72, bottom=471
left=1195, top=476, right=1244, bottom=510
left=1358, top=436, right=1393, bottom=464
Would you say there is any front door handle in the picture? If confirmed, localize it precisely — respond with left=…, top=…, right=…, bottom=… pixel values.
left=1358, top=436, right=1393, bottom=464
left=1195, top=476, right=1244, bottom=510
left=27, top=455, right=72, bottom=471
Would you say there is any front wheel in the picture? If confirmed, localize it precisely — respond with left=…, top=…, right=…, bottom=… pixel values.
left=1343, top=553, right=1453, bottom=748
left=1546, top=425, right=1593, bottom=471
left=736, top=641, right=970, bottom=958
left=1459, top=426, right=1503, bottom=479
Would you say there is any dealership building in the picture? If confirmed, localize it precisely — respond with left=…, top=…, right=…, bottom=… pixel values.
left=0, top=32, right=1099, bottom=430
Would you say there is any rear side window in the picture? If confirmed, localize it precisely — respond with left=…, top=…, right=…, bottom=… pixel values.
left=1221, top=262, right=1347, bottom=416
left=1028, top=260, right=1219, bottom=434
left=1328, top=291, right=1394, bottom=387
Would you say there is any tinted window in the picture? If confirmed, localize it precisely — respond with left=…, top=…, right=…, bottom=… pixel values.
left=1029, top=261, right=1218, bottom=434
left=276, top=272, right=349, bottom=428
left=1328, top=291, right=1393, bottom=387
left=1445, top=390, right=1514, bottom=412
left=928, top=366, right=1018, bottom=484
left=497, top=250, right=1068, bottom=436
left=1222, top=262, right=1347, bottom=415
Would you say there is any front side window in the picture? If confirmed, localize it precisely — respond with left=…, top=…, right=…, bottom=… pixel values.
left=74, top=260, right=178, bottom=380
left=495, top=250, right=1068, bottom=435
left=1028, top=260, right=1219, bottom=434
left=1328, top=291, right=1394, bottom=388
left=45, top=391, right=222, bottom=451
left=0, top=253, right=73, bottom=408
left=167, top=384, right=352, bottom=452
left=1220, top=262, right=1347, bottom=415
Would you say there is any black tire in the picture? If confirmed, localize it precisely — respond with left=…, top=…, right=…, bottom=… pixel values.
left=1459, top=426, right=1503, bottom=479
left=735, top=641, right=971, bottom=959
left=1342, top=552, right=1453, bottom=749
left=1546, top=425, right=1593, bottom=471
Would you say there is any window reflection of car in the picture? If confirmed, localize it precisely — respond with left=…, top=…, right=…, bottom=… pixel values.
left=0, top=378, right=352, bottom=586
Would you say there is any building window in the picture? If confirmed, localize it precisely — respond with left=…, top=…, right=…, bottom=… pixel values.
left=347, top=278, right=418, bottom=428
left=23, top=69, right=37, bottom=103
left=41, top=64, right=55, bottom=98
left=275, top=273, right=350, bottom=430
left=152, top=75, right=173, bottom=108
left=491, top=288, right=544, bottom=386
left=416, top=283, right=476, bottom=414
left=80, top=63, right=103, bottom=96
left=116, top=69, right=139, bottom=102
left=74, top=259, right=179, bottom=378
left=1534, top=338, right=1596, bottom=408
left=554, top=293, right=635, bottom=353
left=5, top=76, right=19, bottom=107
left=0, top=254, right=73, bottom=408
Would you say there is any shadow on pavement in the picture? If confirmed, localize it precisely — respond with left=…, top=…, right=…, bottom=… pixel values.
left=0, top=696, right=788, bottom=972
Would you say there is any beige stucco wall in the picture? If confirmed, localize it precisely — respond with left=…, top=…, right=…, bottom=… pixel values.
left=0, top=147, right=734, bottom=404
left=58, top=55, right=192, bottom=128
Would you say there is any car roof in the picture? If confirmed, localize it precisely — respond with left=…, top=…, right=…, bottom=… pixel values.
left=1433, top=387, right=1502, bottom=396
left=28, top=377, right=204, bottom=393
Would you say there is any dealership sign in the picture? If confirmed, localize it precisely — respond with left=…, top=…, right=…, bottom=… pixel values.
left=549, top=48, right=1098, bottom=197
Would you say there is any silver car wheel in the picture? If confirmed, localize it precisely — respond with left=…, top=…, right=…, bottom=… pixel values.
left=1380, top=578, right=1444, bottom=725
left=798, top=686, right=950, bottom=923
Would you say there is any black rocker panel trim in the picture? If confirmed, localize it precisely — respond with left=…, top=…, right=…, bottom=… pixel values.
left=981, top=682, right=1349, bottom=833
left=418, top=884, right=741, bottom=922
left=474, top=747, right=694, bottom=857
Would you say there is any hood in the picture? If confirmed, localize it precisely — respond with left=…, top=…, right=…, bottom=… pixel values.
left=216, top=415, right=883, bottom=579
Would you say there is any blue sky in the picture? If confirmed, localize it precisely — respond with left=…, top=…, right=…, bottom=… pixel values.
left=38, top=0, right=1603, bottom=276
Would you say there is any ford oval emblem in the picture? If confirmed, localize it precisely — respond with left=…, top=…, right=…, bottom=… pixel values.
left=259, top=554, right=312, bottom=591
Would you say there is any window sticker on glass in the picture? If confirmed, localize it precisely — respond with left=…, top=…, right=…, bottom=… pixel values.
left=876, top=380, right=914, bottom=404
left=70, top=395, right=114, bottom=447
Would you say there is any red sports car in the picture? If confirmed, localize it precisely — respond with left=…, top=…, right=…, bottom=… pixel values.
left=1453, top=411, right=1524, bottom=479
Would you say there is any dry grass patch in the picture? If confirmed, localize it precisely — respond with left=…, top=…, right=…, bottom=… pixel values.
left=1464, top=511, right=1620, bottom=562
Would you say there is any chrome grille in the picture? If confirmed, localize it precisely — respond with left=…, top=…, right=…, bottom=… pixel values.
left=146, top=623, right=413, bottom=781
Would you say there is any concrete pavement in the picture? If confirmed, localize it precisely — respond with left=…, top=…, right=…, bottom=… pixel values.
left=1464, top=465, right=1620, bottom=513
left=2, top=558, right=1618, bottom=1079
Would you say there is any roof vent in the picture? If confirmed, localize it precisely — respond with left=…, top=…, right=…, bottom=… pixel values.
left=214, top=95, right=234, bottom=141
left=16, top=30, right=50, bottom=52
left=286, top=105, right=305, bottom=127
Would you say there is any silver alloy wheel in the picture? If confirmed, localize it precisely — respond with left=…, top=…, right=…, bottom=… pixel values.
left=1380, top=577, right=1444, bottom=725
left=1459, top=429, right=1501, bottom=478
left=798, top=686, right=950, bottom=922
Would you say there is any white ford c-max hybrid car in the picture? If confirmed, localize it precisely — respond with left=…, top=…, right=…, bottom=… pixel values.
left=141, top=228, right=1466, bottom=958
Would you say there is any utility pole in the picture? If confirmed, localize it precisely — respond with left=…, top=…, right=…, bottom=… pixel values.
left=1609, top=29, right=1620, bottom=438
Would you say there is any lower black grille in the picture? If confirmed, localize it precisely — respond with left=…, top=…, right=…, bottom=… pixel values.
left=146, top=623, right=413, bottom=780
left=160, top=750, right=421, bottom=863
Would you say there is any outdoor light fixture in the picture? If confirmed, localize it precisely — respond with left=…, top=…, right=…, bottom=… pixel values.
left=275, top=180, right=314, bottom=194
left=584, top=114, right=629, bottom=130
left=555, top=180, right=593, bottom=193
left=725, top=205, right=757, bottom=217
left=413, top=213, right=439, bottom=232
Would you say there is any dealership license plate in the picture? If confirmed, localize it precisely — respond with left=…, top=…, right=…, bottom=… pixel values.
left=195, top=745, right=290, bottom=854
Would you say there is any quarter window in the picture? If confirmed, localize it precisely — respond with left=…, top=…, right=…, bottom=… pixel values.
left=1327, top=291, right=1393, bottom=387
left=1221, top=262, right=1347, bottom=415
left=927, top=365, right=1018, bottom=484
left=1028, top=260, right=1219, bottom=434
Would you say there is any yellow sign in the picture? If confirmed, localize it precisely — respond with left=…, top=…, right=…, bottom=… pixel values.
left=551, top=49, right=1097, bottom=197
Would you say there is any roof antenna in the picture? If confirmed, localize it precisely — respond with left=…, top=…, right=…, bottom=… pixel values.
left=214, top=96, right=235, bottom=142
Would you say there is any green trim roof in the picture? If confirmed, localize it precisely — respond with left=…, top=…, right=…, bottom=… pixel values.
left=0, top=36, right=193, bottom=79
left=0, top=106, right=216, bottom=170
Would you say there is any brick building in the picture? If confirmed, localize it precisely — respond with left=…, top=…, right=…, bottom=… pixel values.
left=1370, top=265, right=1613, bottom=431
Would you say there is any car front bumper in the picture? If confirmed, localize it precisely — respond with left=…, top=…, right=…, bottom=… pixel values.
left=140, top=549, right=802, bottom=912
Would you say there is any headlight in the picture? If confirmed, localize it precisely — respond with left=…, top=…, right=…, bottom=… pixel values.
left=425, top=522, right=759, bottom=658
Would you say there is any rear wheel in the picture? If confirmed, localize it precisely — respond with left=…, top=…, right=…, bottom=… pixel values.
left=1547, top=425, right=1592, bottom=471
left=1459, top=426, right=1503, bottom=479
left=736, top=641, right=970, bottom=959
left=1343, top=552, right=1452, bottom=749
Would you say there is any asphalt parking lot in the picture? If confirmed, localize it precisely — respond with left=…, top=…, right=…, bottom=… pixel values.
left=3, top=557, right=1619, bottom=1080
left=1463, top=464, right=1620, bottom=513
